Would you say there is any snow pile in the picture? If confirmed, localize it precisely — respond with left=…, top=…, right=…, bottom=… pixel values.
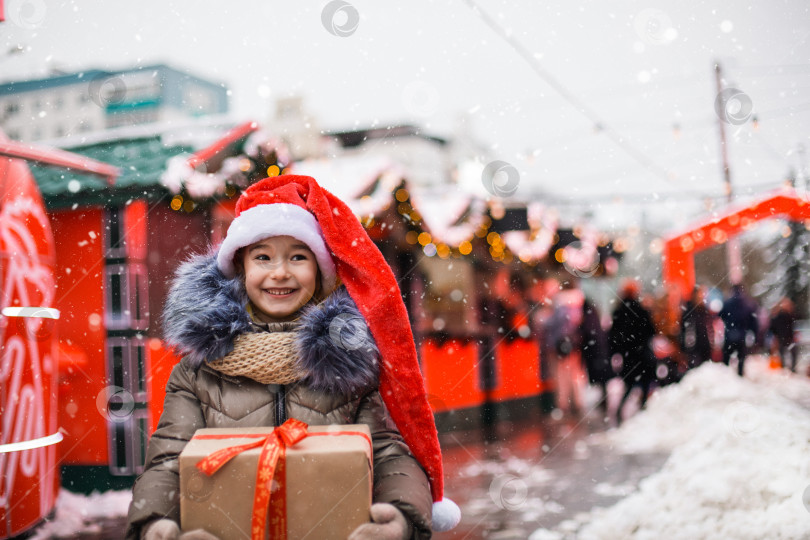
left=568, top=361, right=810, bottom=540
left=30, top=489, right=131, bottom=539
left=747, top=360, right=810, bottom=410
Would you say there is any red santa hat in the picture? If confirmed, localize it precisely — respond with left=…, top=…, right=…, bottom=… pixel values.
left=216, top=175, right=460, bottom=532
left=217, top=195, right=337, bottom=291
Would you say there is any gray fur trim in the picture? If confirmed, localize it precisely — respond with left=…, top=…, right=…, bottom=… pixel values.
left=162, top=252, right=252, bottom=368
left=295, top=287, right=380, bottom=395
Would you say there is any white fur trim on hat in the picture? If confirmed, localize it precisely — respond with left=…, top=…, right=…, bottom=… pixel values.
left=432, top=498, right=461, bottom=532
left=216, top=203, right=337, bottom=291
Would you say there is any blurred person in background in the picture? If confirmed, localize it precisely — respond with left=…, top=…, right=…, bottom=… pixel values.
left=581, top=298, right=612, bottom=415
left=719, top=283, right=759, bottom=377
left=769, top=297, right=798, bottom=372
left=680, top=286, right=713, bottom=369
left=609, top=280, right=656, bottom=424
left=546, top=280, right=586, bottom=417
left=650, top=285, right=686, bottom=385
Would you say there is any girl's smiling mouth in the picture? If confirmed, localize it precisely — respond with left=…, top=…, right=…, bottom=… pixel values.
left=264, top=288, right=297, bottom=296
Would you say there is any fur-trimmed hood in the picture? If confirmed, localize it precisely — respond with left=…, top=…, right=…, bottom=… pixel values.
left=162, top=252, right=379, bottom=395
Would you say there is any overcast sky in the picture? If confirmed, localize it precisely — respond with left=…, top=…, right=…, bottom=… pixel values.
left=1, top=0, right=809, bottom=230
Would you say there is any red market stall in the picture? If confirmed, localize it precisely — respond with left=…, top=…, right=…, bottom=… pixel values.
left=0, top=132, right=118, bottom=538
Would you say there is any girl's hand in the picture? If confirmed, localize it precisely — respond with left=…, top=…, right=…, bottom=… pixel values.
left=178, top=530, right=220, bottom=540
left=348, top=503, right=411, bottom=540
left=142, top=519, right=179, bottom=540
left=141, top=519, right=220, bottom=540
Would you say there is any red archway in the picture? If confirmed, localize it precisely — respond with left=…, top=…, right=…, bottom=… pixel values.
left=662, top=188, right=810, bottom=298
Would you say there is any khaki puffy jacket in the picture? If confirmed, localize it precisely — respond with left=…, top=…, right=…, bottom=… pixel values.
left=125, top=361, right=433, bottom=539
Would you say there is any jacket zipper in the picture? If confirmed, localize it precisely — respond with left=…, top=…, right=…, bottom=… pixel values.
left=275, top=384, right=287, bottom=426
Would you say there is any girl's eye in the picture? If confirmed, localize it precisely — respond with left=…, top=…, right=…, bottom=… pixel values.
left=254, top=254, right=270, bottom=261
left=291, top=253, right=310, bottom=261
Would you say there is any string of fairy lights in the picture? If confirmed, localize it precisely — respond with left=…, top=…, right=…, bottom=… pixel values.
left=166, top=145, right=613, bottom=273
left=389, top=186, right=504, bottom=261
left=167, top=151, right=292, bottom=215
left=367, top=185, right=611, bottom=272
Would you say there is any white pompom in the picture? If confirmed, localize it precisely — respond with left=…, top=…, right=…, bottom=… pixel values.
left=432, top=497, right=461, bottom=532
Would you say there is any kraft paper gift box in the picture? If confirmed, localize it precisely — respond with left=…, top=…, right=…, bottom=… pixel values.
left=180, top=422, right=372, bottom=540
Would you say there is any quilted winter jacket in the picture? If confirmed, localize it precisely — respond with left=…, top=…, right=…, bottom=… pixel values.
left=124, top=254, right=432, bottom=539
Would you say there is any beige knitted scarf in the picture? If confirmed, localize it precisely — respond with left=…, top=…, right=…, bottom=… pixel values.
left=207, top=321, right=302, bottom=385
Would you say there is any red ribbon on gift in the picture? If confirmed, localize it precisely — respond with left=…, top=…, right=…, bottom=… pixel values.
left=196, top=419, right=309, bottom=540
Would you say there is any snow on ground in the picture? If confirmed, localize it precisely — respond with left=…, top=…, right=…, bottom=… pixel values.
left=532, top=358, right=810, bottom=540
left=29, top=489, right=131, bottom=539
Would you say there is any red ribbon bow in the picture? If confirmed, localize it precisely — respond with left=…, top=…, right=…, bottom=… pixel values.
left=196, top=419, right=309, bottom=540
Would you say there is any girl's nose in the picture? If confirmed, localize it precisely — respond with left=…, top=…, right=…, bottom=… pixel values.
left=269, top=261, right=291, bottom=278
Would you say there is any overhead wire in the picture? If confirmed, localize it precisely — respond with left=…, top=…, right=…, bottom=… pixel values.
left=462, top=0, right=678, bottom=187
left=540, top=178, right=790, bottom=206
left=459, top=0, right=809, bottom=207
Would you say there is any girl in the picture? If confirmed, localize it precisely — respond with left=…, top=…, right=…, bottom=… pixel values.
left=125, top=175, right=459, bottom=539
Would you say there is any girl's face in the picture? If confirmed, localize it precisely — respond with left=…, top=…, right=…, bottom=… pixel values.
left=241, top=235, right=319, bottom=323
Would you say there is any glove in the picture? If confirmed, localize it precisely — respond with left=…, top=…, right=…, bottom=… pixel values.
left=179, top=530, right=220, bottom=540
left=142, top=519, right=220, bottom=540
left=142, top=519, right=180, bottom=540
left=348, top=503, right=412, bottom=540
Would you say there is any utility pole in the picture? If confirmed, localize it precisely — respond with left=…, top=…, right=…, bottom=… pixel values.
left=714, top=61, right=744, bottom=286
left=796, top=144, right=810, bottom=319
